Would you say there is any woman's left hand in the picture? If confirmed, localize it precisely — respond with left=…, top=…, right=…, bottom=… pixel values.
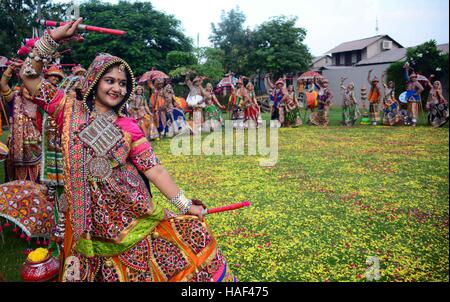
left=187, top=204, right=206, bottom=221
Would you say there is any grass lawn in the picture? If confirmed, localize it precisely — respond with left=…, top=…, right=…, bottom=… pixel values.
left=0, top=107, right=448, bottom=282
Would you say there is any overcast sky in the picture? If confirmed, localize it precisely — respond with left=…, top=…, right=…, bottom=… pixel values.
left=57, top=0, right=449, bottom=56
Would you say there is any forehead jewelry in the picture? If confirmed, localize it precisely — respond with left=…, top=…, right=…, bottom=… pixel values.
left=118, top=64, right=126, bottom=72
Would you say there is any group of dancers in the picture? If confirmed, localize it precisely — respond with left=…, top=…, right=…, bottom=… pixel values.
left=290, top=65, right=449, bottom=128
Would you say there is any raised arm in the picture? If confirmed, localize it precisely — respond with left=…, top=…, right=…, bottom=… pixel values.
left=20, top=18, right=83, bottom=97
left=367, top=69, right=373, bottom=84
left=340, top=77, right=347, bottom=91
left=1, top=61, right=21, bottom=102
left=381, top=72, right=388, bottom=89
left=264, top=73, right=274, bottom=90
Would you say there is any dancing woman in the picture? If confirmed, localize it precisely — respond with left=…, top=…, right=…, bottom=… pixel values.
left=1, top=61, right=42, bottom=181
left=340, top=77, right=358, bottom=126
left=128, top=85, right=152, bottom=138
left=367, top=70, right=381, bottom=126
left=426, top=80, right=449, bottom=127
left=244, top=82, right=261, bottom=128
left=19, top=19, right=236, bottom=282
left=403, top=63, right=424, bottom=127
left=381, top=72, right=400, bottom=126
left=284, top=84, right=302, bottom=127
left=203, top=83, right=225, bottom=131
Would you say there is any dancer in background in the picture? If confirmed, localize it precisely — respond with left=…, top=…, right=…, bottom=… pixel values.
left=367, top=70, right=382, bottom=126
left=203, top=83, right=225, bottom=131
left=129, top=85, right=152, bottom=138
left=1, top=61, right=41, bottom=181
left=185, top=73, right=206, bottom=134
left=403, top=63, right=424, bottom=127
left=266, top=75, right=286, bottom=127
left=310, top=78, right=333, bottom=126
left=426, top=80, right=449, bottom=127
left=340, top=77, right=359, bottom=126
left=284, top=84, right=302, bottom=127
left=381, top=72, right=400, bottom=126
left=244, top=82, right=261, bottom=128
left=229, top=77, right=248, bottom=128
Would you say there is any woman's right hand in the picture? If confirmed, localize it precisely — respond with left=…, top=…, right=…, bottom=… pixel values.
left=49, top=17, right=83, bottom=42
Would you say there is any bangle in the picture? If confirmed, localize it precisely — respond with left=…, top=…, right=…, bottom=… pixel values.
left=1, top=89, right=12, bottom=97
left=170, top=190, right=193, bottom=214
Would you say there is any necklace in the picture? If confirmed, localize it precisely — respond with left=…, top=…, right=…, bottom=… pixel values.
left=79, top=110, right=123, bottom=181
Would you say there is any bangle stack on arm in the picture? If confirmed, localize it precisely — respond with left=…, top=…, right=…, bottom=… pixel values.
left=170, top=190, right=193, bottom=214
left=24, top=31, right=60, bottom=76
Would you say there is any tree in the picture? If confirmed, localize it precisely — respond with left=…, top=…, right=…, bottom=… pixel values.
left=0, top=0, right=67, bottom=58
left=168, top=47, right=225, bottom=82
left=387, top=40, right=449, bottom=100
left=166, top=51, right=198, bottom=71
left=209, top=7, right=249, bottom=75
left=65, top=0, right=194, bottom=76
left=406, top=40, right=448, bottom=80
left=249, top=16, right=312, bottom=79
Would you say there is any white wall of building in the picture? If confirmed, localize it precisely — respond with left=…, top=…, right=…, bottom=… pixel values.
left=322, top=64, right=391, bottom=106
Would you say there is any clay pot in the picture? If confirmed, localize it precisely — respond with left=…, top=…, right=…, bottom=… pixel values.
left=21, top=255, right=60, bottom=282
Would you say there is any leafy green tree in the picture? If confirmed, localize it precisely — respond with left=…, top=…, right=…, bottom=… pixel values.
left=0, top=0, right=67, bottom=58
left=406, top=40, right=448, bottom=79
left=166, top=51, right=198, bottom=71
left=249, top=16, right=312, bottom=79
left=169, top=47, right=225, bottom=82
left=65, top=0, right=193, bottom=76
left=387, top=40, right=449, bottom=100
left=209, top=7, right=249, bottom=75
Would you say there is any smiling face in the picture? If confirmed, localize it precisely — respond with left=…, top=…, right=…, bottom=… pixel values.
left=94, top=66, right=128, bottom=113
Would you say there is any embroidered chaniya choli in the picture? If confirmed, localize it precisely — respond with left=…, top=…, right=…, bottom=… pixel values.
left=4, top=91, right=42, bottom=181
left=30, top=54, right=236, bottom=282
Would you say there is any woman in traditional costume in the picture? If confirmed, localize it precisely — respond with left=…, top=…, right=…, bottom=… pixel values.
left=340, top=77, right=359, bottom=126
left=1, top=61, right=42, bottom=181
left=19, top=20, right=236, bottom=282
left=310, top=78, right=333, bottom=126
left=268, top=77, right=286, bottom=127
left=403, top=63, right=424, bottom=127
left=128, top=85, right=152, bottom=138
left=367, top=70, right=382, bottom=126
left=243, top=82, right=261, bottom=128
left=160, top=83, right=189, bottom=137
left=284, top=84, right=302, bottom=127
left=426, top=80, right=449, bottom=128
left=228, top=77, right=247, bottom=128
left=184, top=74, right=206, bottom=135
left=381, top=73, right=400, bottom=126
left=203, top=83, right=225, bottom=132
left=150, top=77, right=170, bottom=138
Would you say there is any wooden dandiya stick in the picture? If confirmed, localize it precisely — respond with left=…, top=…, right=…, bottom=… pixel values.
left=201, top=201, right=251, bottom=216
left=36, top=19, right=127, bottom=36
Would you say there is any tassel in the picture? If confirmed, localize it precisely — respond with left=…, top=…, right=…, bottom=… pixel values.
left=20, top=233, right=26, bottom=239
left=12, top=227, right=18, bottom=233
left=36, top=238, right=41, bottom=246
left=4, top=222, right=11, bottom=228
